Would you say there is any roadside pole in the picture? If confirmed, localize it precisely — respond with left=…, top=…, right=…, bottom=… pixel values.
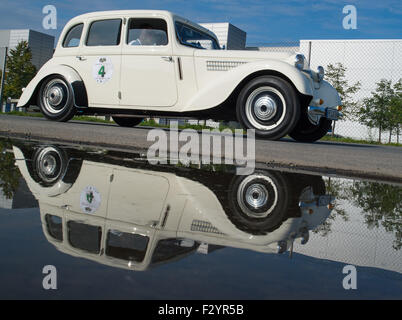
left=0, top=47, right=8, bottom=111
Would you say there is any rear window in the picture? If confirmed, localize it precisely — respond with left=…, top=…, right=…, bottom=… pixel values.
left=45, top=214, right=63, bottom=241
left=67, top=221, right=102, bottom=254
left=86, top=19, right=122, bottom=46
left=106, top=230, right=149, bottom=262
left=63, top=23, right=83, bottom=48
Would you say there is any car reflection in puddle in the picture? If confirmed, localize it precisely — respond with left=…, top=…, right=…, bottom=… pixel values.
left=12, top=140, right=335, bottom=271
left=1, top=138, right=401, bottom=299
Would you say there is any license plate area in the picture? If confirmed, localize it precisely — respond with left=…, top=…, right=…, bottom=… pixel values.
left=326, top=108, right=339, bottom=120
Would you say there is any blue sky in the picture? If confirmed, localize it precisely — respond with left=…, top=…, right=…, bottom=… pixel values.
left=0, top=0, right=401, bottom=45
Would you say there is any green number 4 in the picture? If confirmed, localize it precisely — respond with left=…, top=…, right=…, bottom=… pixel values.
left=98, top=65, right=106, bottom=78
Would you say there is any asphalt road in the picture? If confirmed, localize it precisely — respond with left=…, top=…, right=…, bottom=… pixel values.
left=0, top=115, right=401, bottom=182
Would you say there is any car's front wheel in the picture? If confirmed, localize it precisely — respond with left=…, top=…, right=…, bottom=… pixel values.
left=112, top=116, right=144, bottom=127
left=227, top=171, right=291, bottom=234
left=236, top=76, right=300, bottom=139
left=37, top=76, right=76, bottom=122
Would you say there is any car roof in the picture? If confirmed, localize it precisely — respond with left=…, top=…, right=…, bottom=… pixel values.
left=67, top=10, right=218, bottom=42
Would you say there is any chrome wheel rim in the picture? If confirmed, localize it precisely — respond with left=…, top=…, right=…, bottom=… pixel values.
left=245, top=87, right=286, bottom=130
left=35, top=147, right=63, bottom=183
left=42, top=79, right=70, bottom=114
left=237, top=174, right=278, bottom=218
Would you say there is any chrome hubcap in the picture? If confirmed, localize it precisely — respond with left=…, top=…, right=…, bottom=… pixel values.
left=253, top=95, right=277, bottom=121
left=237, top=174, right=278, bottom=218
left=42, top=79, right=69, bottom=114
left=245, top=86, right=286, bottom=131
left=47, top=86, right=64, bottom=106
left=245, top=184, right=268, bottom=209
left=41, top=155, right=57, bottom=176
left=35, top=147, right=63, bottom=183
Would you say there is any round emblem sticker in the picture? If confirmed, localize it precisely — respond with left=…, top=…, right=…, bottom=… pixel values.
left=80, top=186, right=101, bottom=214
left=92, top=57, right=114, bottom=84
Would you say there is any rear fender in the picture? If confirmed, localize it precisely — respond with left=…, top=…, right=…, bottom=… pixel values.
left=17, top=63, right=88, bottom=108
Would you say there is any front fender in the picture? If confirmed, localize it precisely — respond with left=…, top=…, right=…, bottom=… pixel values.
left=188, top=60, right=314, bottom=111
left=312, top=80, right=342, bottom=109
left=17, top=61, right=87, bottom=108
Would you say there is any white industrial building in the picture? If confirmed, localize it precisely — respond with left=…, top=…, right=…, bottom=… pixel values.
left=200, top=23, right=246, bottom=50
left=0, top=29, right=54, bottom=70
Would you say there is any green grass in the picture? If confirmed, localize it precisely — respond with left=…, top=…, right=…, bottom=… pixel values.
left=1, top=111, right=400, bottom=147
left=320, top=134, right=401, bottom=147
left=5, top=111, right=44, bottom=118
left=139, top=119, right=245, bottom=133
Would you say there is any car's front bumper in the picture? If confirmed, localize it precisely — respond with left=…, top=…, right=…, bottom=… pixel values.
left=308, top=106, right=343, bottom=121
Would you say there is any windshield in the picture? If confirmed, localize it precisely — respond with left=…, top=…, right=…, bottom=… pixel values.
left=175, top=21, right=220, bottom=50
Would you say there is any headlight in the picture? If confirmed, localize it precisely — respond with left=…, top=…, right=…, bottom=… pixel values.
left=317, top=66, right=324, bottom=82
left=294, top=54, right=305, bottom=70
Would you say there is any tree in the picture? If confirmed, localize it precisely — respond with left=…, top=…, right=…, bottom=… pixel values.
left=325, top=63, right=361, bottom=136
left=350, top=180, right=402, bottom=250
left=357, top=79, right=398, bottom=143
left=2, top=41, right=36, bottom=102
left=389, top=80, right=402, bottom=143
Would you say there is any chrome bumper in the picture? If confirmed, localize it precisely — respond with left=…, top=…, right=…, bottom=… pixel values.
left=308, top=106, right=343, bottom=121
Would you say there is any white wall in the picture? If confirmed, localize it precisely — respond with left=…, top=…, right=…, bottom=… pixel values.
left=200, top=23, right=246, bottom=50
left=300, top=39, right=402, bottom=142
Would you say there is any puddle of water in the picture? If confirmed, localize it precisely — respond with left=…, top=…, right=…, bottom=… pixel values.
left=0, top=137, right=401, bottom=299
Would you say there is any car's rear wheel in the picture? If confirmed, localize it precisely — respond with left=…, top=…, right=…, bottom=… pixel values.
left=236, top=76, right=300, bottom=139
left=112, top=116, right=144, bottom=127
left=289, top=107, right=332, bottom=142
left=32, top=146, right=68, bottom=187
left=37, top=76, right=76, bottom=122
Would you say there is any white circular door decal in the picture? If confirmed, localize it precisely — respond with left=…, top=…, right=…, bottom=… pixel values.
left=80, top=186, right=101, bottom=214
left=93, top=57, right=113, bottom=84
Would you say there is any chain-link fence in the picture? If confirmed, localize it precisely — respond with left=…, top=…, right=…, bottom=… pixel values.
left=246, top=41, right=300, bottom=53
left=246, top=40, right=402, bottom=143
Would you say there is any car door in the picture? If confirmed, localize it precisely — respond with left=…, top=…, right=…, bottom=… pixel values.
left=75, top=17, right=123, bottom=107
left=107, top=168, right=170, bottom=226
left=119, top=16, right=178, bottom=107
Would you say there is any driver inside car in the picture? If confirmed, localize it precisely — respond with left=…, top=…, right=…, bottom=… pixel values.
left=129, top=23, right=164, bottom=46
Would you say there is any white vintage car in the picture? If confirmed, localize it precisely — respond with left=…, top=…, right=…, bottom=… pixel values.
left=18, top=10, right=342, bottom=142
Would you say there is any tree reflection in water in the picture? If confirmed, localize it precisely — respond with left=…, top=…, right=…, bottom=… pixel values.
left=0, top=139, right=21, bottom=199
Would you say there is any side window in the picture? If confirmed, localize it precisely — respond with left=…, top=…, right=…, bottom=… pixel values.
left=127, top=18, right=168, bottom=46
left=67, top=221, right=102, bottom=254
left=63, top=23, right=83, bottom=48
left=86, top=19, right=122, bottom=46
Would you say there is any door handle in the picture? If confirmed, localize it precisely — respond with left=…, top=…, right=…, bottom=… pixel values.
left=161, top=56, right=173, bottom=62
left=76, top=55, right=87, bottom=61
